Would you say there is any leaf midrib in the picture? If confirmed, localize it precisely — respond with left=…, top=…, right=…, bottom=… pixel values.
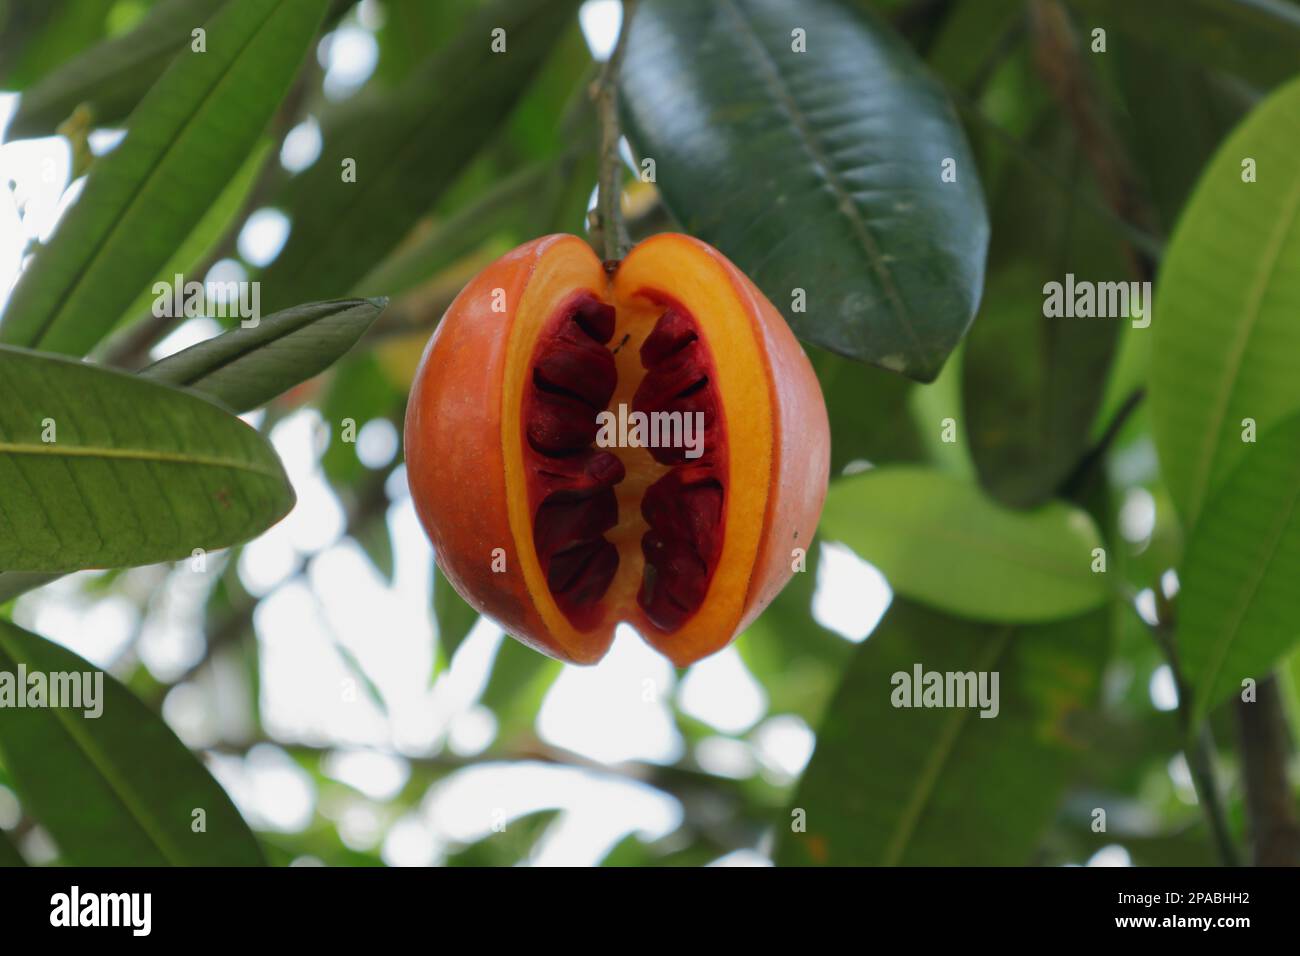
left=1184, top=161, right=1300, bottom=522
left=21, top=0, right=284, bottom=351
left=714, top=0, right=922, bottom=361
left=0, top=440, right=281, bottom=480
left=881, top=626, right=1015, bottom=865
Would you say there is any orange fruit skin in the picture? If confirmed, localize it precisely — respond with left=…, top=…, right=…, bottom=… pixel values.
left=404, top=233, right=829, bottom=666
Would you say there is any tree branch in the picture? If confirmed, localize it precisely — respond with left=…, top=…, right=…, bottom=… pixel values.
left=1235, top=674, right=1300, bottom=866
left=1145, top=601, right=1240, bottom=866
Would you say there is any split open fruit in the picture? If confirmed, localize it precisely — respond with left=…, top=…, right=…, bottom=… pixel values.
left=405, top=233, right=830, bottom=666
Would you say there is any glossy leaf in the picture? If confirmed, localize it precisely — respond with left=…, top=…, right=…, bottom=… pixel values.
left=777, top=600, right=1106, bottom=865
left=820, top=467, right=1108, bottom=622
left=0, top=0, right=328, bottom=357
left=5, top=0, right=225, bottom=139
left=0, top=346, right=294, bottom=573
left=260, top=0, right=580, bottom=311
left=1178, top=412, right=1300, bottom=722
left=620, top=0, right=988, bottom=380
left=141, top=298, right=386, bottom=413
left=1150, top=75, right=1300, bottom=529
left=0, top=619, right=265, bottom=865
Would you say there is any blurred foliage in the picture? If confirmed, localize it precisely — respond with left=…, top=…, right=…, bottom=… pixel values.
left=0, top=0, right=1298, bottom=869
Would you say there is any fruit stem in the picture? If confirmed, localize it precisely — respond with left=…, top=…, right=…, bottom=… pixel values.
left=590, top=0, right=639, bottom=262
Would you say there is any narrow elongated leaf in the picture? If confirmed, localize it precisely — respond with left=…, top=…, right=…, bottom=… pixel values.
left=0, top=0, right=108, bottom=91
left=6, top=0, right=225, bottom=139
left=1179, top=412, right=1300, bottom=722
left=0, top=0, right=328, bottom=357
left=141, top=298, right=386, bottom=413
left=1150, top=75, right=1300, bottom=529
left=0, top=619, right=264, bottom=865
left=434, top=563, right=479, bottom=663
left=620, top=0, right=988, bottom=380
left=260, top=0, right=580, bottom=311
left=777, top=600, right=1106, bottom=865
left=0, top=347, right=294, bottom=573
left=820, top=467, right=1107, bottom=622
left=1066, top=0, right=1300, bottom=90
left=108, top=137, right=274, bottom=339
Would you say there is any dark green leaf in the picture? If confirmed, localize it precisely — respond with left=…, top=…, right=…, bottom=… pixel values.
left=812, top=347, right=923, bottom=474
left=0, top=346, right=294, bottom=573
left=141, top=298, right=386, bottom=414
left=0, top=0, right=109, bottom=91
left=1066, top=0, right=1300, bottom=90
left=1111, top=32, right=1254, bottom=235
left=0, top=826, right=25, bottom=867
left=777, top=601, right=1106, bottom=865
left=620, top=0, right=989, bottom=380
left=261, top=0, right=581, bottom=310
left=962, top=121, right=1128, bottom=507
left=0, top=0, right=329, bottom=357
left=6, top=0, right=226, bottom=139
left=0, top=619, right=265, bottom=865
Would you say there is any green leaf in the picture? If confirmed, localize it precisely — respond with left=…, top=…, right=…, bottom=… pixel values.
left=434, top=563, right=479, bottom=663
left=1149, top=75, right=1300, bottom=529
left=0, top=0, right=109, bottom=91
left=481, top=637, right=561, bottom=738
left=776, top=600, right=1106, bottom=865
left=820, top=467, right=1108, bottom=622
left=445, top=809, right=558, bottom=866
left=962, top=119, right=1128, bottom=508
left=1178, top=412, right=1300, bottom=722
left=927, top=0, right=1026, bottom=92
left=260, top=0, right=581, bottom=311
left=620, top=0, right=988, bottom=381
left=812, top=347, right=923, bottom=475
left=0, top=0, right=328, bottom=357
left=0, top=346, right=294, bottom=573
left=0, top=826, right=25, bottom=867
left=0, top=619, right=265, bottom=865
left=141, top=298, right=386, bottom=414
left=108, top=136, right=274, bottom=340
left=5, top=0, right=226, bottom=139
left=1110, top=31, right=1253, bottom=235
left=1066, top=0, right=1300, bottom=90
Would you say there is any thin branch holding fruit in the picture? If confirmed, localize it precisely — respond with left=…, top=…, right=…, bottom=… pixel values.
left=589, top=0, right=639, bottom=263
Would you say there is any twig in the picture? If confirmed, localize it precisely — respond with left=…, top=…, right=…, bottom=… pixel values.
left=589, top=0, right=638, bottom=263
left=1058, top=387, right=1145, bottom=496
left=1145, top=606, right=1241, bottom=867
left=1234, top=674, right=1300, bottom=865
